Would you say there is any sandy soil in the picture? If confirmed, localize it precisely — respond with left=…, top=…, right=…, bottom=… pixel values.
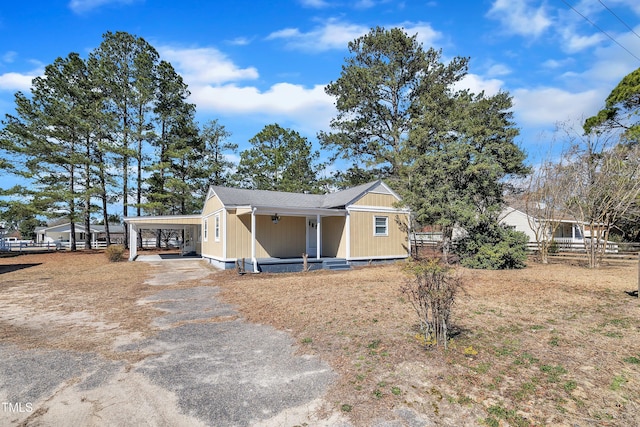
left=217, top=258, right=640, bottom=426
left=1, top=251, right=639, bottom=426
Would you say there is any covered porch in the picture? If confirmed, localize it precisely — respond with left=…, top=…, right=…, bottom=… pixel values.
left=234, top=206, right=347, bottom=273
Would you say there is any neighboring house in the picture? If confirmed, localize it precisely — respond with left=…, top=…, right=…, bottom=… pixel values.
left=499, top=207, right=612, bottom=250
left=125, top=180, right=411, bottom=272
left=35, top=223, right=125, bottom=247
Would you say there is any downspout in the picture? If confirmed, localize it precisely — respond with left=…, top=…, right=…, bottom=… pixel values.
left=251, top=207, right=258, bottom=273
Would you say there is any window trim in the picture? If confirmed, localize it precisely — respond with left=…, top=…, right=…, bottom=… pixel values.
left=373, top=216, right=388, bottom=236
left=203, top=218, right=208, bottom=242
left=214, top=213, right=221, bottom=242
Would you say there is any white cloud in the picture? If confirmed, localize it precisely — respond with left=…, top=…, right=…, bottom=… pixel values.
left=2, top=51, right=17, bottom=63
left=354, top=0, right=377, bottom=8
left=558, top=28, right=604, bottom=53
left=0, top=71, right=38, bottom=92
left=157, top=44, right=335, bottom=132
left=159, top=46, right=258, bottom=85
left=542, top=58, right=574, bottom=69
left=487, top=0, right=552, bottom=38
left=190, top=82, right=336, bottom=133
left=298, top=0, right=331, bottom=8
left=400, top=22, right=441, bottom=48
left=267, top=19, right=441, bottom=52
left=226, top=37, right=252, bottom=46
left=486, top=63, right=512, bottom=77
left=512, top=87, right=602, bottom=127
left=267, top=19, right=370, bottom=52
left=456, top=74, right=504, bottom=96
left=68, top=0, right=136, bottom=14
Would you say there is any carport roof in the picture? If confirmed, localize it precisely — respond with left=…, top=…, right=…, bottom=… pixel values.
left=123, top=215, right=202, bottom=227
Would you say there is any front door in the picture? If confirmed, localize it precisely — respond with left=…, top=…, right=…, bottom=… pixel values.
left=307, top=218, right=317, bottom=257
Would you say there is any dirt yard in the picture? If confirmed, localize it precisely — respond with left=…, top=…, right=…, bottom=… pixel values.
left=1, top=251, right=639, bottom=426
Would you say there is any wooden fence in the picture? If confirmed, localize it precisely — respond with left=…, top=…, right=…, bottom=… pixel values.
left=410, top=233, right=640, bottom=260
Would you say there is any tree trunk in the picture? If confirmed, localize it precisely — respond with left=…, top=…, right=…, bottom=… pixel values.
left=69, top=163, right=77, bottom=252
left=84, top=139, right=92, bottom=250
left=97, top=150, right=111, bottom=246
left=123, top=153, right=129, bottom=249
left=441, top=226, right=453, bottom=264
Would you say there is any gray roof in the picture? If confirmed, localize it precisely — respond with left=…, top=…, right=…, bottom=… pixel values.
left=209, top=180, right=398, bottom=210
left=35, top=223, right=124, bottom=233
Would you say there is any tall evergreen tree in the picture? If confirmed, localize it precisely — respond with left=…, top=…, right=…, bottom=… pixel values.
left=320, top=26, right=468, bottom=185
left=236, top=124, right=322, bottom=193
left=404, top=90, right=528, bottom=256
left=145, top=61, right=196, bottom=215
left=584, top=67, right=640, bottom=141
left=196, top=119, right=237, bottom=190
left=323, top=27, right=528, bottom=263
left=0, top=53, right=100, bottom=250
left=91, top=31, right=159, bottom=247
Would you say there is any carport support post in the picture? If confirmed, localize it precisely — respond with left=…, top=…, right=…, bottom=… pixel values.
left=129, top=224, right=138, bottom=261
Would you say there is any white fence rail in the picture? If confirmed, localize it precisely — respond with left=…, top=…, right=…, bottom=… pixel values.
left=410, top=233, right=631, bottom=255
left=1, top=238, right=180, bottom=252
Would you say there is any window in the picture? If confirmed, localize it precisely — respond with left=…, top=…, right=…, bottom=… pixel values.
left=374, top=216, right=388, bottom=236
left=214, top=214, right=221, bottom=242
left=203, top=219, right=208, bottom=241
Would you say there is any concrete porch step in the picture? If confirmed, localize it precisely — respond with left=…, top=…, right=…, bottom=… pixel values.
left=322, top=259, right=351, bottom=271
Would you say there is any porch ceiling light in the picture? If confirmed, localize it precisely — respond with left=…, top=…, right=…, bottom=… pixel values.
left=271, top=214, right=280, bottom=224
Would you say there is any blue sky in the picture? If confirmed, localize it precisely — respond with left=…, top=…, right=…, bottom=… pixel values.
left=1, top=0, right=640, bottom=175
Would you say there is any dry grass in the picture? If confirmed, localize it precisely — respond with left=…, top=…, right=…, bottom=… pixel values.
left=0, top=250, right=158, bottom=362
left=2, top=251, right=639, bottom=426
left=218, top=259, right=640, bottom=426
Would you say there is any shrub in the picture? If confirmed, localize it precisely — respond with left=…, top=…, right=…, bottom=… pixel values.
left=105, top=245, right=125, bottom=262
left=456, top=221, right=528, bottom=270
left=401, top=258, right=463, bottom=349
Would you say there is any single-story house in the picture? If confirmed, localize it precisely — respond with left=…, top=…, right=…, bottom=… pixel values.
left=124, top=180, right=411, bottom=272
left=499, top=207, right=618, bottom=252
left=35, top=223, right=125, bottom=247
left=499, top=207, right=584, bottom=244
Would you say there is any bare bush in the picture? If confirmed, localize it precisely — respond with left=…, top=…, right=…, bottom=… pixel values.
left=105, top=245, right=125, bottom=262
left=401, top=258, right=463, bottom=349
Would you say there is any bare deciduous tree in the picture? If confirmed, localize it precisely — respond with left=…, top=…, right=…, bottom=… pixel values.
left=401, top=259, right=463, bottom=349
left=560, top=125, right=640, bottom=268
left=524, top=159, right=572, bottom=264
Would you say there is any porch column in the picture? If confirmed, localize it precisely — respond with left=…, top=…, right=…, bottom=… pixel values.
left=346, top=211, right=351, bottom=259
left=251, top=207, right=258, bottom=272
left=316, top=214, right=321, bottom=259
left=128, top=224, right=138, bottom=261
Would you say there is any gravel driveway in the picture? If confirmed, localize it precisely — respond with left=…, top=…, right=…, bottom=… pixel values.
left=1, top=260, right=346, bottom=426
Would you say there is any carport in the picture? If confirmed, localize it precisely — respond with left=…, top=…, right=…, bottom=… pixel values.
left=124, top=215, right=202, bottom=261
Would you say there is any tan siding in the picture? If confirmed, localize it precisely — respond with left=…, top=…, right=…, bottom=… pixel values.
left=255, top=216, right=306, bottom=258
left=202, top=194, right=223, bottom=215
left=349, top=211, right=409, bottom=258
left=225, top=214, right=306, bottom=259
left=227, top=211, right=252, bottom=259
left=201, top=195, right=225, bottom=258
left=201, top=213, right=224, bottom=258
left=321, top=216, right=346, bottom=257
left=353, top=193, right=399, bottom=208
